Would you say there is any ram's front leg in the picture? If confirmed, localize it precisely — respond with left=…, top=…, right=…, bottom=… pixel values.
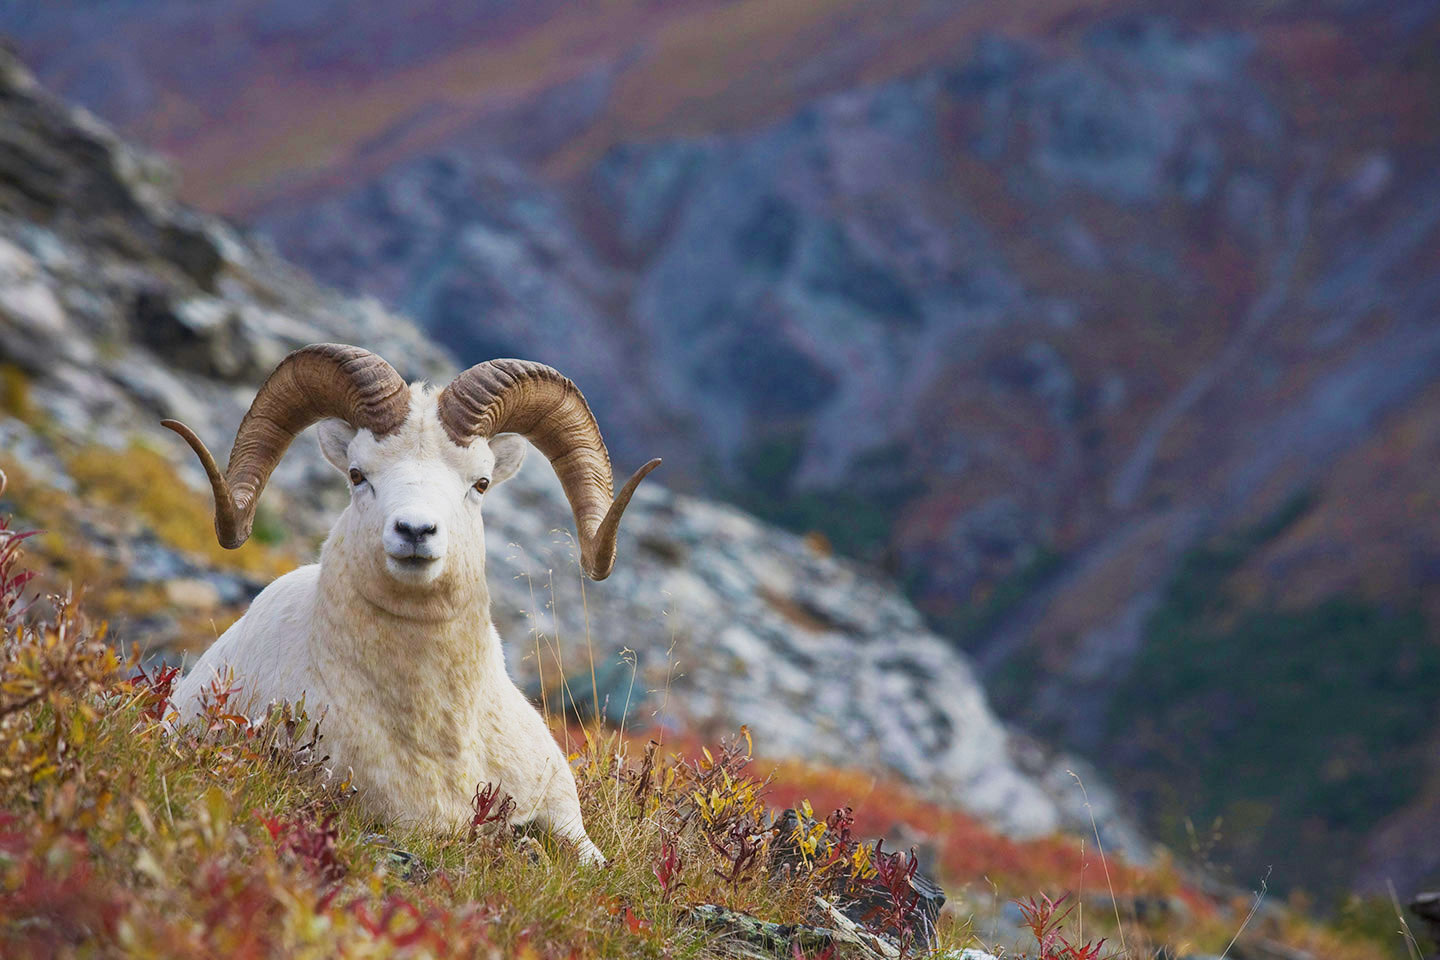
left=536, top=764, right=606, bottom=865
left=512, top=747, right=605, bottom=865
left=499, top=695, right=606, bottom=864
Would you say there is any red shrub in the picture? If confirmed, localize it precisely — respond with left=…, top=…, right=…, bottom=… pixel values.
left=468, top=782, right=517, bottom=842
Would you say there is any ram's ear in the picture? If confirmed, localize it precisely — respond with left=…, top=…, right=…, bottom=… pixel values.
left=316, top=419, right=358, bottom=473
left=489, top=434, right=527, bottom=486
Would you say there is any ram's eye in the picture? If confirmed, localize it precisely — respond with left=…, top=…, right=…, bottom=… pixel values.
left=473, top=477, right=490, bottom=494
left=348, top=468, right=365, bottom=486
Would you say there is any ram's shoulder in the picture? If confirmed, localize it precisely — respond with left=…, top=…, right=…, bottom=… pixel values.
left=221, top=564, right=322, bottom=650
left=253, top=564, right=323, bottom=608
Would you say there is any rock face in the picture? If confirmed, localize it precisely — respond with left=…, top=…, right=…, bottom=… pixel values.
left=0, top=45, right=453, bottom=502
left=490, top=454, right=1071, bottom=839
left=0, top=46, right=1138, bottom=851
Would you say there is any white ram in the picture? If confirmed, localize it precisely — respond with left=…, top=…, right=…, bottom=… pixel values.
left=164, top=344, right=660, bottom=862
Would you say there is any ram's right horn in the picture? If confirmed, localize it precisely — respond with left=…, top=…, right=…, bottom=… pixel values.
left=163, top=343, right=411, bottom=549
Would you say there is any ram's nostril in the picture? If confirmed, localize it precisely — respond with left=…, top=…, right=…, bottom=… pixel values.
left=393, top=519, right=438, bottom=542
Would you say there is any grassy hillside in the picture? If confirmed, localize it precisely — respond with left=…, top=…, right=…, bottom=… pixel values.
left=0, top=478, right=1417, bottom=959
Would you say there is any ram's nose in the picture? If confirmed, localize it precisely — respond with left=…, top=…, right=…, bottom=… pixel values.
left=384, top=511, right=443, bottom=562
left=393, top=518, right=437, bottom=545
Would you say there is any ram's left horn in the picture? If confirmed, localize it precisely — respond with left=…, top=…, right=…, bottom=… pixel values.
left=436, top=359, right=660, bottom=581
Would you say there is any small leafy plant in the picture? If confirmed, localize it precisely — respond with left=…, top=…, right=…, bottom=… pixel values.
left=1017, top=892, right=1111, bottom=960
left=468, top=782, right=517, bottom=843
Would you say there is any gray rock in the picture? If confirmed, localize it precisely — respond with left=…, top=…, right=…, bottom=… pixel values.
left=484, top=456, right=1064, bottom=837
left=127, top=535, right=196, bottom=583
left=1411, top=892, right=1440, bottom=958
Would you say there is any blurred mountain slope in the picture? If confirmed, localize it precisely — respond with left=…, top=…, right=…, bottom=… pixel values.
left=1, top=0, right=1139, bottom=214
left=0, top=43, right=1137, bottom=860
left=5, top=1, right=1440, bottom=899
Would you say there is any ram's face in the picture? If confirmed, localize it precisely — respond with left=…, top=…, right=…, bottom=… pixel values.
left=316, top=402, right=526, bottom=588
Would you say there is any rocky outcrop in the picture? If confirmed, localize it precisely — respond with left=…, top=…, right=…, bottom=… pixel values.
left=0, top=46, right=1142, bottom=852
left=491, top=454, right=1065, bottom=839
left=0, top=44, right=451, bottom=506
left=1411, top=893, right=1440, bottom=960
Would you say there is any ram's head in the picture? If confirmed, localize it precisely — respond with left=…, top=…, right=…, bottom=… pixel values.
left=163, top=344, right=660, bottom=590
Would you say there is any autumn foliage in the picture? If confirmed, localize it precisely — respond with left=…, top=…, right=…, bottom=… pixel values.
left=0, top=512, right=1400, bottom=959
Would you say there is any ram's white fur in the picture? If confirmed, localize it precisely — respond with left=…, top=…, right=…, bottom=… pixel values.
left=171, top=384, right=603, bottom=862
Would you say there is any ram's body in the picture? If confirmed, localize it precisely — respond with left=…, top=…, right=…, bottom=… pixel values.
left=173, top=559, right=594, bottom=856
left=164, top=347, right=658, bottom=865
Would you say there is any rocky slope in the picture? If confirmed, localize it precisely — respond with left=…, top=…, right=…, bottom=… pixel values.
left=7, top=2, right=1440, bottom=897
left=0, top=46, right=1147, bottom=858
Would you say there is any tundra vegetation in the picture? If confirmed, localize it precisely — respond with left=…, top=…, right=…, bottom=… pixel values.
left=0, top=472, right=1417, bottom=959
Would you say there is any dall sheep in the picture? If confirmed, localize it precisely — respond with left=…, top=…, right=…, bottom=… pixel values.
left=164, top=344, right=660, bottom=862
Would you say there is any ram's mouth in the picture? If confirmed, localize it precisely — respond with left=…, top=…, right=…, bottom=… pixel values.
left=384, top=551, right=442, bottom=580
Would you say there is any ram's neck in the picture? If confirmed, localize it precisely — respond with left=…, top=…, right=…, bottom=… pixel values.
left=311, top=545, right=507, bottom=713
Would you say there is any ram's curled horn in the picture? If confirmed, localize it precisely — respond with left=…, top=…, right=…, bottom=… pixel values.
left=437, top=359, right=660, bottom=581
left=162, top=343, right=411, bottom=549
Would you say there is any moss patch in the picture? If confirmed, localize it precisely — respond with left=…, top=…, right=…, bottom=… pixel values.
left=1106, top=492, right=1440, bottom=899
left=66, top=441, right=297, bottom=578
